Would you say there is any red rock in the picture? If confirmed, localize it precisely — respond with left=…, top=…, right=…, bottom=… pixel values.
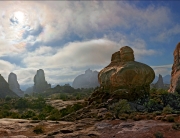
left=98, top=46, right=155, bottom=99
left=169, top=42, right=180, bottom=93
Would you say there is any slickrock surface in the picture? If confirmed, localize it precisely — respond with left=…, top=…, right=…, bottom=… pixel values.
left=0, top=118, right=180, bottom=138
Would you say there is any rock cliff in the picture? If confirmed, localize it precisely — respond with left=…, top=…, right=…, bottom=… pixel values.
left=72, top=69, right=99, bottom=89
left=33, top=69, right=51, bottom=93
left=0, top=74, right=18, bottom=98
left=169, top=42, right=180, bottom=93
left=8, top=73, right=24, bottom=97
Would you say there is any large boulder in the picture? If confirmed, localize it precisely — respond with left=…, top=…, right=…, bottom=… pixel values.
left=98, top=46, right=155, bottom=100
left=0, top=74, right=18, bottom=98
left=72, top=69, right=99, bottom=89
left=169, top=42, right=180, bottom=93
left=154, top=74, right=164, bottom=89
left=8, top=73, right=24, bottom=97
left=33, top=69, right=51, bottom=93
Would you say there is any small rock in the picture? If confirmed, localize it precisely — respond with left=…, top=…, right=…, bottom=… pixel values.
left=60, top=128, right=73, bottom=133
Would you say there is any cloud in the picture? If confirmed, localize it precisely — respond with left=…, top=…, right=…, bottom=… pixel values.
left=23, top=38, right=157, bottom=69
left=151, top=64, right=172, bottom=76
left=155, top=24, right=180, bottom=42
left=0, top=1, right=173, bottom=46
left=0, top=60, right=18, bottom=81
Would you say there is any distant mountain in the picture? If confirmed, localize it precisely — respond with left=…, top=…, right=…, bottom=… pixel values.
left=72, top=69, right=100, bottom=89
left=152, top=75, right=171, bottom=84
left=163, top=75, right=171, bottom=84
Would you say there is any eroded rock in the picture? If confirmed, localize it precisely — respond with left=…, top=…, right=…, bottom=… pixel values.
left=33, top=69, right=51, bottom=93
left=98, top=46, right=155, bottom=100
left=8, top=73, right=24, bottom=97
left=169, top=42, right=180, bottom=93
left=154, top=74, right=164, bottom=89
left=0, top=74, right=18, bottom=98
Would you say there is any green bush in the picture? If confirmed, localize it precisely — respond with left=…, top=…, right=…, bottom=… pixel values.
left=166, top=116, right=174, bottom=122
left=163, top=105, right=173, bottom=114
left=33, top=125, right=44, bottom=134
left=154, top=131, right=163, bottom=138
left=109, top=99, right=131, bottom=118
left=172, top=123, right=180, bottom=130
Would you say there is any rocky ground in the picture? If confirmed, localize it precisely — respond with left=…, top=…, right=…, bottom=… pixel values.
left=0, top=118, right=180, bottom=138
left=46, top=99, right=84, bottom=110
left=0, top=99, right=179, bottom=138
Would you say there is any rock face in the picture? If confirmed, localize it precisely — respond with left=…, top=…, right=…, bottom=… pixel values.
left=33, top=69, right=51, bottom=93
left=0, top=74, right=18, bottom=98
left=98, top=46, right=155, bottom=99
left=169, top=42, right=180, bottom=93
left=8, top=73, right=24, bottom=97
left=154, top=74, right=164, bottom=89
left=72, top=69, right=99, bottom=89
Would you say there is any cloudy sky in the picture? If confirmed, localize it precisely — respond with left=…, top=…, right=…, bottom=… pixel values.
left=0, top=1, right=179, bottom=90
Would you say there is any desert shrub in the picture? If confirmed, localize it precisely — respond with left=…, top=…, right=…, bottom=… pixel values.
left=33, top=125, right=44, bottom=134
left=21, top=110, right=36, bottom=119
left=154, top=131, right=163, bottom=138
left=145, top=99, right=159, bottom=112
left=15, top=98, right=29, bottom=109
left=166, top=116, right=175, bottom=122
left=162, top=105, right=173, bottom=114
left=5, top=96, right=11, bottom=101
left=172, top=123, right=180, bottom=130
left=38, top=113, right=46, bottom=120
left=109, top=99, right=131, bottom=118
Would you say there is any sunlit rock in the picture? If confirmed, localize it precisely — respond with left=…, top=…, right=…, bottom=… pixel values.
left=98, top=46, right=155, bottom=100
left=169, top=42, right=180, bottom=93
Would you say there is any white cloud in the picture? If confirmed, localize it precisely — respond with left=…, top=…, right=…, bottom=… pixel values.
left=0, top=60, right=18, bottom=81
left=151, top=64, right=172, bottom=76
left=155, top=24, right=180, bottom=42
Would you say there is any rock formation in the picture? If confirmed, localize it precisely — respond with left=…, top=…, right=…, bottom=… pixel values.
left=169, top=42, right=180, bottom=93
left=98, top=46, right=155, bottom=100
left=8, top=73, right=24, bottom=97
left=33, top=69, right=51, bottom=93
left=0, top=74, right=18, bottom=98
left=72, top=69, right=99, bottom=89
left=154, top=74, right=164, bottom=89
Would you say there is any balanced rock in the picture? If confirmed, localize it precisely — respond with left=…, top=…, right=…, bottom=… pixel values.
left=33, top=69, right=51, bottom=93
left=154, top=74, right=164, bottom=89
left=0, top=74, right=18, bottom=98
left=8, top=73, right=24, bottom=97
left=169, top=42, right=180, bottom=93
left=98, top=46, right=155, bottom=100
left=72, top=69, right=99, bottom=89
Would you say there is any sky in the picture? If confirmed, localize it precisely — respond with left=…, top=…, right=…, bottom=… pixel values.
left=0, top=1, right=180, bottom=90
